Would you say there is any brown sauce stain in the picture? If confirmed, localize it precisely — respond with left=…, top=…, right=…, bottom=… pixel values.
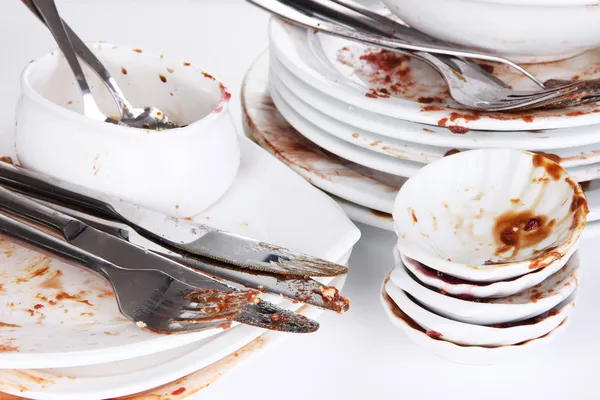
left=370, top=209, right=393, bottom=220
left=201, top=72, right=216, bottom=81
left=449, top=112, right=480, bottom=122
left=409, top=208, right=418, bottom=223
left=40, top=269, right=63, bottom=290
left=448, top=126, right=470, bottom=134
left=55, top=291, right=94, bottom=307
left=493, top=210, right=555, bottom=257
left=159, top=75, right=167, bottom=83
left=534, top=152, right=562, bottom=164
left=423, top=128, right=435, bottom=133
left=532, top=153, right=564, bottom=180
left=437, top=117, right=448, bottom=127
left=0, top=345, right=18, bottom=352
left=444, top=149, right=460, bottom=157
left=121, top=67, right=127, bottom=75
left=422, top=106, right=445, bottom=112
left=382, top=292, right=423, bottom=332
left=0, top=322, right=21, bottom=328
left=132, top=48, right=143, bottom=53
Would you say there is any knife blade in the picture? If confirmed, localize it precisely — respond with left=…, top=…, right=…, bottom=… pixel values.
left=38, top=199, right=350, bottom=313
left=0, top=161, right=348, bottom=277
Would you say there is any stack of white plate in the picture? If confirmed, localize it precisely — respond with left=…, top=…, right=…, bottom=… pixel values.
left=241, top=16, right=600, bottom=236
left=0, top=137, right=360, bottom=400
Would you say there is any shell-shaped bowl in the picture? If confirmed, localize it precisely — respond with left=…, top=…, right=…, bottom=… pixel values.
left=393, top=149, right=587, bottom=282
left=381, top=276, right=570, bottom=366
left=401, top=247, right=576, bottom=299
left=386, top=280, right=576, bottom=347
left=16, top=43, right=240, bottom=218
left=391, top=248, right=580, bottom=325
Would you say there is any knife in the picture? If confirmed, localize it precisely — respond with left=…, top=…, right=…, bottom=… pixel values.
left=0, top=162, right=347, bottom=277
left=36, top=199, right=350, bottom=313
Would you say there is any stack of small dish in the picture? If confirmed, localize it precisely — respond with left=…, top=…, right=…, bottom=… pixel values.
left=381, top=149, right=587, bottom=364
left=241, top=11, right=600, bottom=236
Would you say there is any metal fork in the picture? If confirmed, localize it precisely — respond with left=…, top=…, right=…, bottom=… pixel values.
left=251, top=0, right=583, bottom=111
left=0, top=211, right=319, bottom=333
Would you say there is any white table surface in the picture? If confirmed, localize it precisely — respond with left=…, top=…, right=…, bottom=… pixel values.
left=1, top=1, right=599, bottom=399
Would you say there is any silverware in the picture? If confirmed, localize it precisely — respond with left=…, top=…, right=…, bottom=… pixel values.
left=39, top=200, right=350, bottom=314
left=24, top=0, right=179, bottom=130
left=250, top=0, right=583, bottom=111
left=0, top=162, right=348, bottom=278
left=0, top=186, right=320, bottom=333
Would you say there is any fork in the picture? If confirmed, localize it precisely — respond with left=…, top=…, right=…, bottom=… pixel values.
left=251, top=0, right=583, bottom=111
left=0, top=211, right=319, bottom=333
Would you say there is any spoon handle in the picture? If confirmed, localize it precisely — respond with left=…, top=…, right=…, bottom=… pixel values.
left=28, top=0, right=106, bottom=121
left=23, top=0, right=133, bottom=118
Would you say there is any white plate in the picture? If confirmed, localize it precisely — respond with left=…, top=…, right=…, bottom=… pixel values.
left=385, top=279, right=576, bottom=347
left=0, top=136, right=360, bottom=370
left=269, top=18, right=600, bottom=132
left=272, top=61, right=600, bottom=168
left=242, top=51, right=404, bottom=214
left=0, top=257, right=350, bottom=400
left=243, top=52, right=600, bottom=219
left=271, top=79, right=600, bottom=181
left=381, top=276, right=569, bottom=365
left=391, top=249, right=580, bottom=325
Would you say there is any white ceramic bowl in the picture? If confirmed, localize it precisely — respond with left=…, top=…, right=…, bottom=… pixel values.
left=385, top=280, right=576, bottom=347
left=393, top=149, right=587, bottom=282
left=380, top=0, right=600, bottom=63
left=381, top=277, right=570, bottom=365
left=16, top=43, right=240, bottom=218
left=401, top=248, right=576, bottom=299
left=391, top=248, right=580, bottom=325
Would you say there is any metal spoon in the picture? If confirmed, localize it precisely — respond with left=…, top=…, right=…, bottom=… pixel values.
left=25, top=0, right=179, bottom=130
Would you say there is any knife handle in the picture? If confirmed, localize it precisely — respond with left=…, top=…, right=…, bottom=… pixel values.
left=0, top=162, right=123, bottom=223
left=0, top=185, right=86, bottom=241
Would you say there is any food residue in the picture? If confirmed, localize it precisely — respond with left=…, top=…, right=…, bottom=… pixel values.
left=159, top=74, right=167, bottom=83
left=448, top=126, right=470, bottom=134
left=121, top=67, right=127, bottom=75
left=532, top=153, right=563, bottom=180
left=492, top=210, right=555, bottom=257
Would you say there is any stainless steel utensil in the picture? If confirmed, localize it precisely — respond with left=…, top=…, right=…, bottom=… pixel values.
left=250, top=0, right=583, bottom=111
left=0, top=162, right=348, bottom=278
left=25, top=0, right=179, bottom=130
left=0, top=187, right=320, bottom=333
left=38, top=200, right=350, bottom=314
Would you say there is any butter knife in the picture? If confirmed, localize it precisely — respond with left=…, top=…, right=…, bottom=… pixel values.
left=0, top=162, right=347, bottom=277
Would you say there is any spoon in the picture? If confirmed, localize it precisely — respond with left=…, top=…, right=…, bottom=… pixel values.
left=26, top=0, right=179, bottom=130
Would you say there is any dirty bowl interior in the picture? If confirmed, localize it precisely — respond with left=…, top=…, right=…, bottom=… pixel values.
left=393, top=149, right=587, bottom=280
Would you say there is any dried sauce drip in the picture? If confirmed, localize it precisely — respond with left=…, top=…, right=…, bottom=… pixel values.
left=448, top=126, right=470, bottom=134
left=534, top=152, right=562, bottom=164
left=159, top=74, right=167, bottom=83
left=171, top=387, right=186, bottom=396
left=370, top=209, right=393, bottom=220
left=437, top=118, right=448, bottom=127
left=449, top=112, right=480, bottom=123
left=202, top=72, right=216, bottom=81
left=0, top=322, right=21, bottom=328
left=132, top=48, right=143, bottom=53
left=422, top=106, right=445, bottom=112
left=409, top=208, right=418, bottom=223
left=418, top=96, right=444, bottom=104
left=0, top=156, right=14, bottom=165
left=532, top=153, right=564, bottom=180
left=492, top=210, right=555, bottom=257
left=121, top=67, right=127, bottom=75
left=313, top=286, right=350, bottom=314
left=186, top=289, right=259, bottom=314
left=382, top=292, right=423, bottom=332
left=413, top=261, right=488, bottom=286
left=426, top=330, right=443, bottom=339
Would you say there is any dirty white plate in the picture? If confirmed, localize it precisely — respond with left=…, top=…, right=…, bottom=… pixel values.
left=385, top=278, right=577, bottom=347
left=269, top=18, right=600, bottom=132
left=391, top=249, right=580, bottom=325
left=271, top=79, right=600, bottom=181
left=271, top=61, right=600, bottom=168
left=0, top=256, right=350, bottom=400
left=381, top=276, right=569, bottom=365
left=0, top=136, right=360, bottom=370
left=243, top=52, right=600, bottom=220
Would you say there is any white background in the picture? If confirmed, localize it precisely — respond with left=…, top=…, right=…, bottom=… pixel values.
left=1, top=1, right=599, bottom=399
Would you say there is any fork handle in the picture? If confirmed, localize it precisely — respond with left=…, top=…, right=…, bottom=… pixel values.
left=0, top=185, right=87, bottom=242
left=0, top=211, right=109, bottom=279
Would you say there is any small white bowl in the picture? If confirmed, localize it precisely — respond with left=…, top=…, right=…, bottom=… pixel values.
left=391, top=248, right=580, bottom=325
left=381, top=276, right=570, bottom=365
left=385, top=280, right=576, bottom=347
left=380, top=0, right=600, bottom=63
left=393, top=149, right=587, bottom=282
left=401, top=247, right=576, bottom=299
left=15, top=43, right=240, bottom=218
